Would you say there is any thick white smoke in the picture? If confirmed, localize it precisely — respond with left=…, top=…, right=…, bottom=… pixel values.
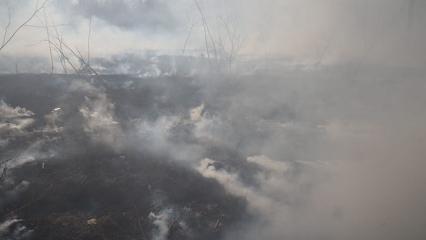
left=0, top=100, right=35, bottom=139
left=70, top=81, right=123, bottom=148
left=149, top=209, right=173, bottom=240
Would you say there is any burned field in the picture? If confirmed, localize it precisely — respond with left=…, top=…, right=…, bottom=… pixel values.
left=3, top=148, right=247, bottom=240
left=0, top=74, right=250, bottom=240
left=2, top=67, right=426, bottom=240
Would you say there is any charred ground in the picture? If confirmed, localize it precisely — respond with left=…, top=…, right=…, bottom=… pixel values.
left=0, top=74, right=250, bottom=240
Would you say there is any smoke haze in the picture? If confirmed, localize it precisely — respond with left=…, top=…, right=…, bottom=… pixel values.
left=1, top=1, right=426, bottom=240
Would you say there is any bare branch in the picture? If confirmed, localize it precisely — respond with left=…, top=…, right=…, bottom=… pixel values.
left=87, top=16, right=92, bottom=65
left=0, top=0, right=49, bottom=52
left=50, top=18, right=67, bottom=73
left=182, top=21, right=194, bottom=55
left=43, top=8, right=54, bottom=73
left=194, top=0, right=212, bottom=60
left=2, top=4, right=11, bottom=47
left=194, top=0, right=220, bottom=67
left=219, top=17, right=244, bottom=71
left=60, top=40, right=98, bottom=75
left=25, top=24, right=70, bottom=29
left=47, top=39, right=79, bottom=73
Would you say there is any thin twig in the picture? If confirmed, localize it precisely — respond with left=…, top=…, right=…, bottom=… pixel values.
left=194, top=0, right=211, bottom=60
left=43, top=8, right=54, bottom=73
left=0, top=0, right=49, bottom=52
left=194, top=0, right=218, bottom=66
left=51, top=19, right=67, bottom=73
left=2, top=4, right=12, bottom=47
left=60, top=40, right=98, bottom=75
left=87, top=16, right=92, bottom=65
left=182, top=21, right=194, bottom=55
left=25, top=23, right=70, bottom=29
left=46, top=39, right=79, bottom=73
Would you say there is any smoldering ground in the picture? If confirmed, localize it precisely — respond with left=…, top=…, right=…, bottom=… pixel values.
left=0, top=74, right=249, bottom=240
left=1, top=62, right=426, bottom=240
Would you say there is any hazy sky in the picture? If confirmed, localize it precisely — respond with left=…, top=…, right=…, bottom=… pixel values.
left=1, top=0, right=425, bottom=67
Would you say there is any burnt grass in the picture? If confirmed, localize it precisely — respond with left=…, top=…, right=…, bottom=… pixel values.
left=3, top=148, right=247, bottom=240
left=0, top=74, right=250, bottom=240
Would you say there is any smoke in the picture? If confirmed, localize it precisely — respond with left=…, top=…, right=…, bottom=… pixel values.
left=57, top=0, right=178, bottom=31
left=1, top=1, right=426, bottom=239
left=69, top=80, right=123, bottom=148
left=188, top=67, right=426, bottom=240
left=0, top=218, right=33, bottom=240
left=1, top=0, right=426, bottom=71
left=149, top=208, right=174, bottom=240
left=7, top=140, right=56, bottom=169
left=246, top=155, right=289, bottom=173
left=0, top=100, right=34, bottom=136
left=43, top=107, right=64, bottom=133
left=0, top=101, right=34, bottom=119
left=79, top=94, right=122, bottom=146
left=0, top=67, right=425, bottom=239
left=196, top=158, right=273, bottom=214
left=0, top=100, right=35, bottom=149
